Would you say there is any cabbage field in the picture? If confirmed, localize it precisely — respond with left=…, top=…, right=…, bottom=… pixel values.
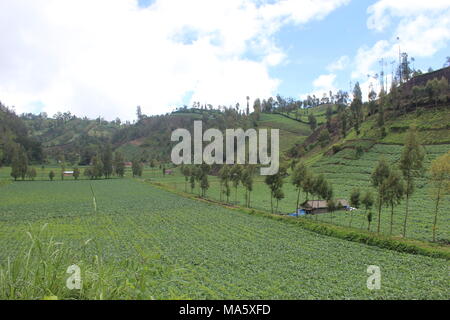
left=0, top=178, right=448, bottom=299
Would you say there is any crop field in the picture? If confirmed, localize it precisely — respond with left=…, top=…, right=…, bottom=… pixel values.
left=0, top=178, right=448, bottom=299
left=345, top=107, right=450, bottom=145
left=151, top=143, right=450, bottom=243
left=257, top=113, right=312, bottom=154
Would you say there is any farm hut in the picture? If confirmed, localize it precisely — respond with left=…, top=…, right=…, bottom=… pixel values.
left=63, top=171, right=74, bottom=177
left=124, top=162, right=132, bottom=168
left=300, top=199, right=349, bottom=215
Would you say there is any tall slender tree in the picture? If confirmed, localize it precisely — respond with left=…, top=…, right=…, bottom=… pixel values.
left=429, top=152, right=450, bottom=242
left=291, top=162, right=308, bottom=214
left=383, top=170, right=405, bottom=235
left=114, top=152, right=126, bottom=178
left=241, top=166, right=255, bottom=207
left=362, top=191, right=374, bottom=230
left=102, top=144, right=113, bottom=179
left=399, top=128, right=424, bottom=237
left=349, top=188, right=361, bottom=227
left=10, top=146, right=20, bottom=181
left=371, top=158, right=391, bottom=234
left=230, top=165, right=242, bottom=204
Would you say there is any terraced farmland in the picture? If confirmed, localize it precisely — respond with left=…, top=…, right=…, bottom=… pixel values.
left=0, top=179, right=448, bottom=299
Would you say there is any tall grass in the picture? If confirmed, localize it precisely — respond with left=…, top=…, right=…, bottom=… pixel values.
left=0, top=224, right=183, bottom=300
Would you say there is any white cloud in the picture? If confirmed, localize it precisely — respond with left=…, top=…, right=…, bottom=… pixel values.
left=299, top=73, right=337, bottom=100
left=367, top=0, right=450, bottom=32
left=327, top=55, right=349, bottom=72
left=350, top=0, right=450, bottom=93
left=313, top=74, right=337, bottom=90
left=0, top=0, right=348, bottom=120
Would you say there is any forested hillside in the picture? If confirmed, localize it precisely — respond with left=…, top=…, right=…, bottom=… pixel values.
left=0, top=103, right=43, bottom=166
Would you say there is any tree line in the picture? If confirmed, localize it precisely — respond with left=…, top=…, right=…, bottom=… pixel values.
left=178, top=128, right=448, bottom=242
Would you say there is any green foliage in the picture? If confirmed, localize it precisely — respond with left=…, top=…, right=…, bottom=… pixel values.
left=91, top=155, right=104, bottom=179
left=102, top=144, right=113, bottom=179
left=318, top=130, right=330, bottom=148
left=26, top=167, right=37, bottom=181
left=113, top=152, right=125, bottom=178
left=73, top=167, right=80, bottom=180
left=430, top=151, right=450, bottom=242
left=350, top=189, right=361, bottom=208
left=131, top=158, right=143, bottom=178
left=399, top=127, right=425, bottom=237
left=308, top=114, right=317, bottom=131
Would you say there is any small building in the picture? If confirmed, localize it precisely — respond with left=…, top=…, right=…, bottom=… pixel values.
left=124, top=162, right=132, bottom=168
left=300, top=199, right=349, bottom=215
left=63, top=171, right=74, bottom=177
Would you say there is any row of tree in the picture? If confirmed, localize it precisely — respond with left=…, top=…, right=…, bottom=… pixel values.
left=178, top=128, right=448, bottom=242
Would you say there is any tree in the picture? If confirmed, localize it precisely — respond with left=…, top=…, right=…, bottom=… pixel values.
left=246, top=96, right=250, bottom=115
left=49, top=171, right=55, bottom=181
left=230, top=165, right=242, bottom=204
left=327, top=199, right=337, bottom=222
left=311, top=174, right=329, bottom=220
left=91, top=155, right=104, bottom=179
left=114, top=152, right=125, bottom=178
left=189, top=172, right=196, bottom=194
left=444, top=56, right=450, bottom=68
left=383, top=170, right=405, bottom=235
left=73, top=167, right=80, bottom=180
left=302, top=172, right=315, bottom=202
left=219, top=166, right=230, bottom=202
left=367, top=211, right=373, bottom=231
left=371, top=158, right=391, bottom=234
left=308, top=114, right=317, bottom=131
left=425, top=79, right=439, bottom=109
left=265, top=166, right=287, bottom=214
left=399, top=127, right=424, bottom=237
left=291, top=162, right=308, bottom=214
left=412, top=85, right=422, bottom=111
left=349, top=188, right=361, bottom=227
left=362, top=191, right=374, bottom=231
left=274, top=187, right=285, bottom=213
left=318, top=130, right=330, bottom=148
left=339, top=110, right=348, bottom=138
left=181, top=165, right=191, bottom=192
left=437, top=77, right=449, bottom=105
left=200, top=174, right=209, bottom=198
left=27, top=167, right=37, bottom=181
left=351, top=82, right=363, bottom=135
left=17, top=147, right=28, bottom=180
left=131, top=158, right=143, bottom=178
left=60, top=162, right=66, bottom=181
left=10, top=147, right=20, bottom=181
left=102, top=144, right=113, bottom=179
left=368, top=89, right=377, bottom=115
left=193, top=165, right=203, bottom=196
left=429, top=151, right=450, bottom=242
left=199, top=164, right=211, bottom=197
left=136, top=106, right=143, bottom=121
left=241, top=166, right=255, bottom=207
left=377, top=89, right=386, bottom=128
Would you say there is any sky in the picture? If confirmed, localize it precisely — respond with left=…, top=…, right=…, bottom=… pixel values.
left=0, top=0, right=449, bottom=121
